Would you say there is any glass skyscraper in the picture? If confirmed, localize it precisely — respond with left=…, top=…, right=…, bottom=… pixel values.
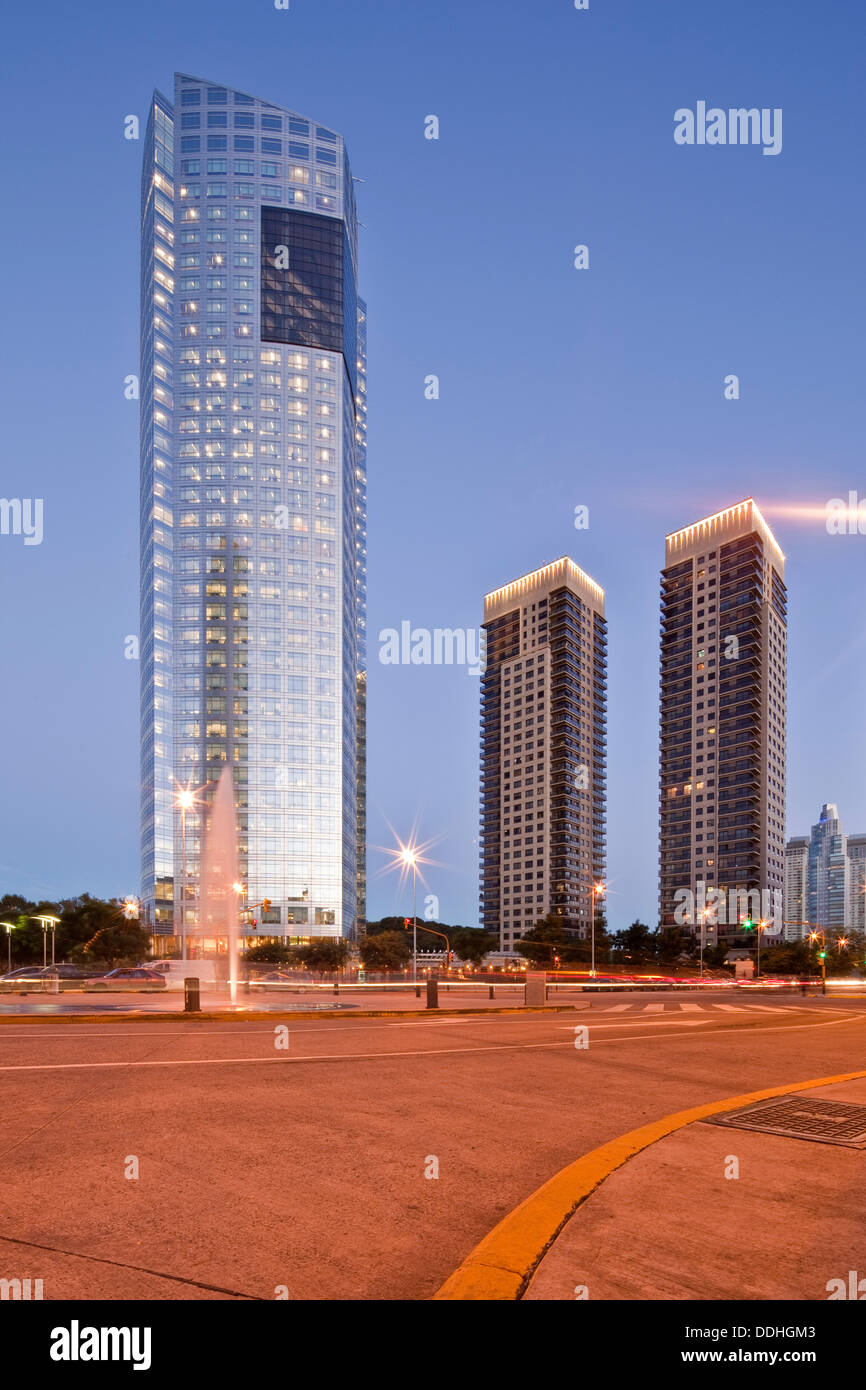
left=139, top=73, right=366, bottom=942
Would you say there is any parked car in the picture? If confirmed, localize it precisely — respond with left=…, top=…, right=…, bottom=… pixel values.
left=86, top=968, right=167, bottom=992
left=0, top=965, right=98, bottom=993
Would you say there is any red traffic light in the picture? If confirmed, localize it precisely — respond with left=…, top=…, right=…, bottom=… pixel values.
left=403, top=918, right=411, bottom=929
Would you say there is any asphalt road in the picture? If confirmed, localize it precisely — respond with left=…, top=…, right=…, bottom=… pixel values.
left=1, top=990, right=865, bottom=1300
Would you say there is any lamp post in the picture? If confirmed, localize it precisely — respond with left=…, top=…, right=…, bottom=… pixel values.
left=808, top=928, right=829, bottom=995
left=756, top=919, right=769, bottom=979
left=699, top=907, right=714, bottom=980
left=177, top=788, right=195, bottom=962
left=591, top=882, right=605, bottom=979
left=1, top=922, right=15, bottom=974
left=401, top=849, right=419, bottom=983
left=233, top=882, right=246, bottom=959
left=33, top=915, right=60, bottom=967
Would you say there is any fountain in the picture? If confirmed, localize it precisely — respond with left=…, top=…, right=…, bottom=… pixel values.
left=198, top=765, right=241, bottom=1003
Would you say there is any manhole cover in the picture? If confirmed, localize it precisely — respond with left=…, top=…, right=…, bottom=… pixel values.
left=705, top=1096, right=866, bottom=1148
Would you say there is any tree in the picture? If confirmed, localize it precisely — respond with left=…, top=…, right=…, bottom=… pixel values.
left=78, top=923, right=152, bottom=968
left=245, top=942, right=296, bottom=965
left=657, top=926, right=695, bottom=965
left=360, top=931, right=411, bottom=972
left=59, top=896, right=127, bottom=959
left=297, top=938, right=349, bottom=976
left=364, top=916, right=412, bottom=937
left=514, top=916, right=580, bottom=968
left=611, top=920, right=658, bottom=965
left=451, top=927, right=498, bottom=965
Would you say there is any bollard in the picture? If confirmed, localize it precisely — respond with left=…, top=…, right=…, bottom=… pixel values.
left=415, top=984, right=421, bottom=998
left=333, top=981, right=339, bottom=995
left=489, top=985, right=494, bottom=1000
left=184, top=977, right=201, bottom=1013
left=524, top=972, right=546, bottom=1006
left=426, top=975, right=439, bottom=1009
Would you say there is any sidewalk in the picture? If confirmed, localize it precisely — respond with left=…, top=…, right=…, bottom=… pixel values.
left=523, top=1076, right=866, bottom=1301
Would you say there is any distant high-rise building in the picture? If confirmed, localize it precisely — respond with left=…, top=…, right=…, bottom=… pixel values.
left=659, top=500, right=787, bottom=940
left=480, top=558, right=607, bottom=953
left=848, top=834, right=866, bottom=934
left=807, top=803, right=849, bottom=933
left=139, top=74, right=367, bottom=941
left=783, top=836, right=810, bottom=940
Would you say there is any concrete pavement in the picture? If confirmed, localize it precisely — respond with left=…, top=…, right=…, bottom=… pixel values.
left=523, top=1076, right=866, bottom=1301
left=1, top=993, right=865, bottom=1301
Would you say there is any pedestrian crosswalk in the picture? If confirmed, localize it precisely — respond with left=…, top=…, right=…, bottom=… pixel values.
left=596, top=1001, right=803, bottom=1014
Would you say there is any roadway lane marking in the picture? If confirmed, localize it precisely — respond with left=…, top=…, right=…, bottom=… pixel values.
left=5, top=1012, right=861, bottom=1075
left=0, top=1027, right=713, bottom=1074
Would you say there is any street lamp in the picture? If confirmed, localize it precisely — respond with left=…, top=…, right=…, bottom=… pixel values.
left=1, top=922, right=15, bottom=974
left=591, top=882, right=605, bottom=979
left=756, top=919, right=768, bottom=979
left=176, top=787, right=197, bottom=962
left=699, top=907, right=715, bottom=980
left=401, top=849, right=419, bottom=984
left=808, top=929, right=829, bottom=995
left=33, top=915, right=60, bottom=967
left=233, top=882, right=246, bottom=958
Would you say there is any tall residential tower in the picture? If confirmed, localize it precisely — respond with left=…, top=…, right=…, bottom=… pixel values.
left=140, top=74, right=366, bottom=941
left=480, top=558, right=607, bottom=952
left=659, top=501, right=787, bottom=941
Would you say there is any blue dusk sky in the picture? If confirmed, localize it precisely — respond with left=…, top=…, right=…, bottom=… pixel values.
left=0, top=0, right=864, bottom=927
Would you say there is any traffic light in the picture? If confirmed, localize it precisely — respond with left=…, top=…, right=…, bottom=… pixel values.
left=250, top=919, right=257, bottom=930
left=403, top=918, right=411, bottom=930
left=263, top=899, right=271, bottom=912
left=817, top=950, right=826, bottom=960
left=741, top=917, right=754, bottom=932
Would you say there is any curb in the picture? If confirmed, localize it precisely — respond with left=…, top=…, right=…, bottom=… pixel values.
left=433, top=1067, right=866, bottom=1301
left=0, top=1002, right=592, bottom=1027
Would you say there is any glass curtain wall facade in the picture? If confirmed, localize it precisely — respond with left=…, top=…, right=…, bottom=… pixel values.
left=140, top=74, right=366, bottom=941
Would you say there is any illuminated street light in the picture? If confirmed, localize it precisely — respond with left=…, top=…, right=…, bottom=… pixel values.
left=1, top=922, right=16, bottom=974
left=175, top=783, right=205, bottom=962
left=591, top=882, right=605, bottom=979
left=375, top=828, right=441, bottom=987
left=699, top=906, right=716, bottom=980
left=400, top=848, right=420, bottom=984
left=33, top=915, right=61, bottom=967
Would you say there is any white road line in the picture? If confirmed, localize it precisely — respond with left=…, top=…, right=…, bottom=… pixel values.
left=0, top=1023, right=715, bottom=1074
left=0, top=1011, right=863, bottom=1074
